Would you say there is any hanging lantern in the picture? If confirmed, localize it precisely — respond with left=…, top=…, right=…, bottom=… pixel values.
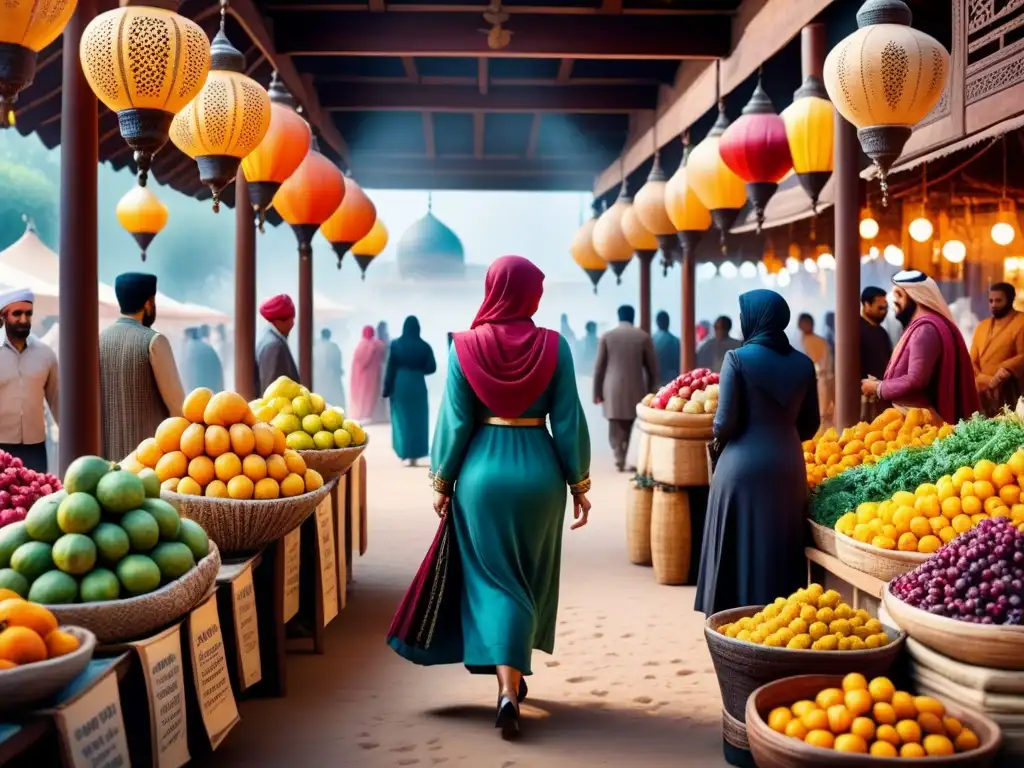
left=633, top=154, right=680, bottom=270
left=80, top=3, right=211, bottom=186
left=240, top=72, right=311, bottom=232
left=824, top=0, right=949, bottom=205
left=116, top=185, right=168, bottom=262
left=0, top=0, right=77, bottom=127
left=351, top=219, right=388, bottom=281
left=621, top=204, right=664, bottom=277
left=320, top=175, right=377, bottom=269
left=687, top=102, right=748, bottom=251
left=273, top=136, right=345, bottom=251
left=664, top=135, right=712, bottom=261
left=942, top=239, right=966, bottom=264
left=169, top=6, right=271, bottom=212
left=570, top=215, right=606, bottom=294
left=719, top=76, right=793, bottom=233
left=992, top=204, right=1018, bottom=247
left=592, top=188, right=635, bottom=284
left=780, top=75, right=834, bottom=213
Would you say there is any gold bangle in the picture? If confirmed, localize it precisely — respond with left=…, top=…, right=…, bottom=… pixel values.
left=431, top=473, right=454, bottom=495
left=569, top=476, right=591, bottom=496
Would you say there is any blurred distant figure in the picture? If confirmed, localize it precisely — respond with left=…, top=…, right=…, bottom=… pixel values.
left=594, top=305, right=657, bottom=471
left=384, top=316, right=437, bottom=466
left=182, top=325, right=224, bottom=392
left=695, top=320, right=711, bottom=345
left=971, top=282, right=1024, bottom=417
left=560, top=313, right=576, bottom=349
left=860, top=287, right=893, bottom=422
left=255, top=294, right=300, bottom=394
left=575, top=321, right=599, bottom=376
left=213, top=323, right=233, bottom=388
left=652, top=310, right=680, bottom=386
left=696, top=316, right=741, bottom=373
left=314, top=328, right=346, bottom=410
left=798, top=312, right=833, bottom=426
left=824, top=311, right=836, bottom=354
left=349, top=325, right=387, bottom=422
left=375, top=321, right=391, bottom=424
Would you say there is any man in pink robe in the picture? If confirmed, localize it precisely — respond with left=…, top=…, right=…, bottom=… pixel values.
left=349, top=325, right=386, bottom=422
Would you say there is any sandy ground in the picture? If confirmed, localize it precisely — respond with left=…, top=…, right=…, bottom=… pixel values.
left=199, top=423, right=728, bottom=767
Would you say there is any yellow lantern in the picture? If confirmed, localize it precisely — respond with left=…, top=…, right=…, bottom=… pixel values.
left=0, top=0, right=77, bottom=127
left=780, top=75, right=834, bottom=213
left=116, top=185, right=168, bottom=262
left=351, top=218, right=388, bottom=281
left=824, top=0, right=949, bottom=204
left=664, top=135, right=712, bottom=260
left=80, top=3, right=210, bottom=185
left=686, top=103, right=748, bottom=250
left=633, top=154, right=679, bottom=269
left=571, top=214, right=606, bottom=294
left=320, top=175, right=378, bottom=269
left=169, top=11, right=271, bottom=212
left=592, top=189, right=635, bottom=284
left=622, top=204, right=668, bottom=277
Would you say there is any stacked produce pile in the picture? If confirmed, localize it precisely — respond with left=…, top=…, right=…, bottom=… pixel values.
left=124, top=387, right=324, bottom=499
left=811, top=416, right=1024, bottom=529
left=836, top=449, right=1024, bottom=553
left=640, top=368, right=719, bottom=414
left=804, top=408, right=948, bottom=489
left=716, top=583, right=891, bottom=651
left=0, top=594, right=81, bottom=668
left=890, top=517, right=1024, bottom=624
left=766, top=672, right=981, bottom=756
left=0, top=456, right=209, bottom=603
left=0, top=451, right=62, bottom=529
left=250, top=376, right=366, bottom=450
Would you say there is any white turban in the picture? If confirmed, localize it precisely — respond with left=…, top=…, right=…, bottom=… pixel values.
left=0, top=287, right=34, bottom=313
left=892, top=270, right=955, bottom=324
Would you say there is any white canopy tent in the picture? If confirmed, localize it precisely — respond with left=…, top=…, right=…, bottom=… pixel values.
left=314, top=290, right=354, bottom=319
left=0, top=263, right=63, bottom=316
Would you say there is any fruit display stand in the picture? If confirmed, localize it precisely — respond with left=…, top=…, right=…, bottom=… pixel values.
left=297, top=438, right=368, bottom=482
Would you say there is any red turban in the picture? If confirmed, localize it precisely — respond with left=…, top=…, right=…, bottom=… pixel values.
left=259, top=294, right=295, bottom=322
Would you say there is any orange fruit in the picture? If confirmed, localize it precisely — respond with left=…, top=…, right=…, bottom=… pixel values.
left=161, top=478, right=180, bottom=492
left=155, top=450, right=188, bottom=483
left=873, top=702, right=897, bottom=725
left=923, top=734, right=955, bottom=756
left=0, top=599, right=57, bottom=638
left=1008, top=449, right=1024, bottom=477
left=227, top=475, right=255, bottom=500
left=791, top=700, right=818, bottom=719
left=214, top=452, right=242, bottom=482
left=266, top=454, right=289, bottom=482
left=0, top=626, right=46, bottom=664
left=891, top=691, right=917, bottom=719
left=955, top=728, right=980, bottom=751
left=804, top=730, right=834, bottom=749
left=283, top=450, right=307, bottom=476
left=815, top=688, right=845, bottom=710
left=304, top=469, right=324, bottom=492
left=900, top=743, right=926, bottom=757
left=784, top=719, right=808, bottom=740
left=918, top=712, right=946, bottom=735
left=844, top=688, right=873, bottom=717
left=229, top=424, right=256, bottom=457
left=203, top=391, right=251, bottom=427
left=0, top=589, right=22, bottom=602
left=941, top=496, right=961, bottom=519
left=914, top=696, right=945, bottom=718
left=841, top=673, right=868, bottom=692
left=973, top=480, right=995, bottom=501
left=876, top=724, right=901, bottom=746
left=180, top=423, right=207, bottom=459
left=176, top=477, right=203, bottom=496
left=136, top=438, right=163, bottom=468
left=999, top=483, right=1020, bottom=505
left=974, top=459, right=995, bottom=482
left=942, top=716, right=963, bottom=739
left=825, top=704, right=851, bottom=734
left=961, top=497, right=982, bottom=516
left=253, top=478, right=280, bottom=500
left=44, top=629, right=80, bottom=658
left=204, top=425, right=231, bottom=458
left=897, top=532, right=919, bottom=551
left=909, top=516, right=931, bottom=538
left=896, top=719, right=922, bottom=744
left=271, top=426, right=287, bottom=455
left=204, top=480, right=229, bottom=498
left=182, top=387, right=214, bottom=423
left=833, top=733, right=867, bottom=753
left=767, top=707, right=793, bottom=733
left=280, top=473, right=305, bottom=498
left=939, top=526, right=958, bottom=543
left=850, top=716, right=875, bottom=741
left=155, top=416, right=191, bottom=453
left=917, top=534, right=942, bottom=554
left=801, top=708, right=829, bottom=732
left=119, top=452, right=146, bottom=475
left=251, top=423, right=276, bottom=457
left=188, top=456, right=216, bottom=487
left=870, top=741, right=898, bottom=757
left=242, top=454, right=268, bottom=482
left=0, top=659, right=16, bottom=669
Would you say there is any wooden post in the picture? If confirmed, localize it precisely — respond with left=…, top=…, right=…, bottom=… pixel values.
left=298, top=244, right=313, bottom=387
left=234, top=169, right=257, bottom=400
left=637, top=250, right=655, bottom=334
left=834, top=112, right=860, bottom=430
left=802, top=22, right=825, bottom=80
left=680, top=249, right=696, bottom=372
left=58, top=0, right=100, bottom=473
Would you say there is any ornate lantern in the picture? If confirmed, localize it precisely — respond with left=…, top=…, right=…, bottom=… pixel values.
left=592, top=189, right=636, bottom=284
left=570, top=215, right=606, bottom=294
left=633, top=153, right=680, bottom=271
left=0, top=0, right=77, bottom=126
left=240, top=72, right=311, bottom=231
left=780, top=75, right=834, bottom=213
left=664, top=134, right=712, bottom=261
left=169, top=3, right=271, bottom=212
left=687, top=101, right=748, bottom=251
left=116, top=185, right=168, bottom=262
left=320, top=175, right=378, bottom=269
left=621, top=205, right=662, bottom=276
left=79, top=2, right=210, bottom=186
left=273, top=136, right=346, bottom=251
left=824, top=0, right=949, bottom=204
left=351, top=219, right=388, bottom=281
left=719, top=76, right=793, bottom=233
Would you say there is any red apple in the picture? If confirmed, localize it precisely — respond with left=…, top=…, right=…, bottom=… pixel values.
left=679, top=386, right=692, bottom=399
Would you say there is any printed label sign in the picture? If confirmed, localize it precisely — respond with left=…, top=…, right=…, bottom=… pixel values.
left=231, top=565, right=262, bottom=690
left=283, top=526, right=301, bottom=623
left=135, top=625, right=190, bottom=768
left=315, top=497, right=339, bottom=626
left=56, top=672, right=131, bottom=768
left=188, top=595, right=239, bottom=749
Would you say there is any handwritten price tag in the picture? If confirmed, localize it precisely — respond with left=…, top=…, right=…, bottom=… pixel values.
left=282, top=527, right=301, bottom=623
left=56, top=673, right=130, bottom=768
left=136, top=626, right=190, bottom=768
left=315, top=497, right=339, bottom=626
left=231, top=565, right=262, bottom=690
left=188, top=595, right=239, bottom=749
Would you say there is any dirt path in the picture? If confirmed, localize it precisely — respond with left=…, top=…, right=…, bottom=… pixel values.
left=199, top=425, right=728, bottom=767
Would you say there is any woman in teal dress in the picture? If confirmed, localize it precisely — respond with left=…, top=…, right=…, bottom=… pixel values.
left=384, top=316, right=436, bottom=466
left=388, top=255, right=592, bottom=738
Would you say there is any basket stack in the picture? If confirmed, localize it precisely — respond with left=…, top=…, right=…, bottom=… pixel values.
left=298, top=437, right=368, bottom=481
left=625, top=478, right=653, bottom=566
left=635, top=404, right=713, bottom=487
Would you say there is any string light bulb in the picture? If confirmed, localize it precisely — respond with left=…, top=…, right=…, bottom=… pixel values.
left=942, top=239, right=966, bottom=264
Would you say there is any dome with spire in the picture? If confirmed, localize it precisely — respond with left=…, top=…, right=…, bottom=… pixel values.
left=396, top=196, right=465, bottom=280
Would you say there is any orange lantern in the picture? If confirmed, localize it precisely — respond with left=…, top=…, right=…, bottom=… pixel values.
left=570, top=214, right=606, bottom=293
left=665, top=134, right=712, bottom=260
left=351, top=219, right=389, bottom=281
left=272, top=136, right=346, bottom=249
left=320, top=175, right=378, bottom=269
left=116, top=186, right=168, bottom=262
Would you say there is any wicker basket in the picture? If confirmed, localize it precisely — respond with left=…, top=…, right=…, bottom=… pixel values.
left=746, top=674, right=1002, bottom=768
left=704, top=606, right=906, bottom=723
left=636, top=431, right=652, bottom=477
left=46, top=544, right=221, bottom=644
left=883, top=585, right=1024, bottom=671
left=647, top=434, right=710, bottom=487
left=651, top=487, right=691, bottom=585
left=0, top=626, right=96, bottom=714
left=297, top=439, right=368, bottom=481
left=636, top=404, right=715, bottom=436
left=808, top=520, right=838, bottom=557
left=626, top=480, right=653, bottom=566
left=906, top=637, right=1024, bottom=697
left=163, top=483, right=331, bottom=555
left=835, top=530, right=928, bottom=581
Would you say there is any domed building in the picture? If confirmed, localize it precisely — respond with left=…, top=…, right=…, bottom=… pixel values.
left=396, top=200, right=465, bottom=280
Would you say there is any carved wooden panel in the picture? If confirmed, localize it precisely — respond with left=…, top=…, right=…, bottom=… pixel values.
left=965, top=0, right=1024, bottom=104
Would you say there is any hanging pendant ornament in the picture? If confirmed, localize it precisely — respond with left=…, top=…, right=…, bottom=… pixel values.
left=320, top=173, right=378, bottom=269
left=633, top=151, right=680, bottom=272
left=593, top=186, right=635, bottom=285
left=116, top=186, right=168, bottom=262
left=824, top=0, right=949, bottom=206
left=781, top=74, right=834, bottom=215
left=665, top=133, right=712, bottom=267
left=351, top=219, right=389, bottom=281
left=570, top=211, right=606, bottom=294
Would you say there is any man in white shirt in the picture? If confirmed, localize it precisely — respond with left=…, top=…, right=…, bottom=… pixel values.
left=0, top=288, right=59, bottom=472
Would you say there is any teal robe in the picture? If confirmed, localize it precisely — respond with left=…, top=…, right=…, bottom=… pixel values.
left=383, top=321, right=436, bottom=460
left=389, top=336, right=590, bottom=675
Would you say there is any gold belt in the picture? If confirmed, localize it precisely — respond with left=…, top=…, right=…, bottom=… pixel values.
left=482, top=417, right=546, bottom=427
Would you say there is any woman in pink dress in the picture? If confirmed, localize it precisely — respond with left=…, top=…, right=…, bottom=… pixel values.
left=349, top=325, right=386, bottom=422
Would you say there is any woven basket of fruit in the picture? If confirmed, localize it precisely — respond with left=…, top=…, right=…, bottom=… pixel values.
left=298, top=440, right=367, bottom=481
left=809, top=521, right=839, bottom=558
left=0, top=622, right=96, bottom=714
left=636, top=405, right=715, bottom=437
left=882, top=517, right=1024, bottom=670
left=835, top=533, right=928, bottom=581
left=746, top=673, right=1002, bottom=765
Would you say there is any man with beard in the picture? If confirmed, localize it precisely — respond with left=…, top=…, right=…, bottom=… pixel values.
left=859, top=286, right=893, bottom=422
left=861, top=270, right=978, bottom=425
left=99, top=273, right=185, bottom=461
left=0, top=288, right=59, bottom=472
left=970, top=282, right=1024, bottom=416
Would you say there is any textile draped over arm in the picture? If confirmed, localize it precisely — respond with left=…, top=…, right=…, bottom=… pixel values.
left=429, top=352, right=477, bottom=493
left=878, top=324, right=942, bottom=403
left=45, top=353, right=59, bottom=425
left=713, top=351, right=741, bottom=441
left=149, top=334, right=185, bottom=417
left=549, top=337, right=591, bottom=489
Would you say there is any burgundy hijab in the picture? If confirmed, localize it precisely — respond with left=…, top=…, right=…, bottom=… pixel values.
left=453, top=256, right=560, bottom=418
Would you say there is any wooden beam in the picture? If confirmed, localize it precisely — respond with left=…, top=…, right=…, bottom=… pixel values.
left=601, top=0, right=623, bottom=13
left=266, top=2, right=733, bottom=14
left=273, top=11, right=731, bottom=59
left=557, top=59, right=574, bottom=83
left=350, top=155, right=608, bottom=174
left=368, top=0, right=386, bottom=10
left=356, top=170, right=596, bottom=192
left=402, top=57, right=419, bottom=82
left=423, top=112, right=435, bottom=159
left=320, top=82, right=657, bottom=112
left=526, top=113, right=541, bottom=159
left=593, top=0, right=834, bottom=195
left=478, top=58, right=488, bottom=95
left=473, top=112, right=485, bottom=159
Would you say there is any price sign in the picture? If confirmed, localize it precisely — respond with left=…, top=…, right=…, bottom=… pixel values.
left=282, top=526, right=301, bottom=623
left=230, top=565, right=262, bottom=690
left=315, top=496, right=339, bottom=626
left=55, top=672, right=130, bottom=768
left=188, top=595, right=239, bottom=749
left=134, top=625, right=190, bottom=768
left=334, top=480, right=348, bottom=609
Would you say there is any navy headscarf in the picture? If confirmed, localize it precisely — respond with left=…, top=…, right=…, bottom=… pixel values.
left=737, top=290, right=804, bottom=406
left=739, top=289, right=793, bottom=355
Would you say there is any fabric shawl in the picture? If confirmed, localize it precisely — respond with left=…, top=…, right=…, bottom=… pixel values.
left=452, top=255, right=560, bottom=418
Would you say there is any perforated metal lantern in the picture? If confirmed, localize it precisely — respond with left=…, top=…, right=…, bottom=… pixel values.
left=351, top=218, right=388, bottom=281
left=592, top=188, right=635, bottom=284
left=824, top=0, right=949, bottom=204
left=570, top=215, right=606, bottom=294
left=79, top=3, right=210, bottom=186
left=320, top=175, right=377, bottom=269
left=686, top=102, right=749, bottom=250
left=0, top=0, right=77, bottom=127
left=116, top=185, right=168, bottom=262
left=169, top=21, right=271, bottom=212
left=781, top=75, right=834, bottom=212
left=664, top=137, right=712, bottom=261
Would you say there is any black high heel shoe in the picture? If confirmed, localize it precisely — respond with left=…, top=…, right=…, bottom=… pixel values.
left=495, top=694, right=520, bottom=739
left=517, top=677, right=528, bottom=704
